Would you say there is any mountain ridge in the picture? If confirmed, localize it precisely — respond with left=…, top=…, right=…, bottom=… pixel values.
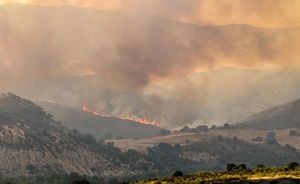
left=236, top=98, right=300, bottom=130
left=3, top=3, right=300, bottom=31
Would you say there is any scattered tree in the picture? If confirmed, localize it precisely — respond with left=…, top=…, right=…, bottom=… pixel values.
left=235, top=164, right=247, bottom=171
left=157, top=129, right=171, bottom=136
left=223, top=123, right=231, bottom=129
left=226, top=163, right=236, bottom=172
left=210, top=125, right=217, bottom=129
left=265, top=132, right=279, bottom=145
left=256, top=164, right=265, bottom=170
left=287, top=162, right=299, bottom=170
left=180, top=126, right=190, bottom=133
left=173, top=171, right=183, bottom=177
left=195, top=125, right=209, bottom=133
left=285, top=144, right=296, bottom=152
left=289, top=130, right=300, bottom=137
left=73, top=180, right=90, bottom=184
left=252, top=136, right=263, bottom=142
left=266, top=132, right=276, bottom=139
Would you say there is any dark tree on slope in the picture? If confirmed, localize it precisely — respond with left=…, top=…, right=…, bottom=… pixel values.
left=195, top=125, right=209, bottom=133
left=265, top=131, right=279, bottom=145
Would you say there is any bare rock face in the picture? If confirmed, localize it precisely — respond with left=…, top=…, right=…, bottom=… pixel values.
left=0, top=93, right=129, bottom=177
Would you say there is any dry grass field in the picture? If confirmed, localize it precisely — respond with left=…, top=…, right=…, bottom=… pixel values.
left=109, top=129, right=300, bottom=152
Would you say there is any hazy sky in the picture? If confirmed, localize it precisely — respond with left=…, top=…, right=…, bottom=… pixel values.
left=0, top=1, right=300, bottom=128
left=1, top=0, right=300, bottom=28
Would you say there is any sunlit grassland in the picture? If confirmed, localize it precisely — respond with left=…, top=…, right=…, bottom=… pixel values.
left=136, top=168, right=300, bottom=184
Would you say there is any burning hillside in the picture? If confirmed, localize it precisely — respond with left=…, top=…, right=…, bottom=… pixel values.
left=34, top=100, right=161, bottom=127
left=82, top=105, right=160, bottom=127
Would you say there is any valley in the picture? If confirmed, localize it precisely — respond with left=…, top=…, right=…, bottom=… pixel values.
left=0, top=1, right=300, bottom=183
left=0, top=93, right=299, bottom=183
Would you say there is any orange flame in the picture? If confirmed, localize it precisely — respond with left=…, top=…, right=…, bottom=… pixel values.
left=82, top=105, right=112, bottom=118
left=82, top=104, right=160, bottom=127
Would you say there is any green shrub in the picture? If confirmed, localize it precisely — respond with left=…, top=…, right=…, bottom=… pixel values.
left=226, top=163, right=236, bottom=172
left=173, top=171, right=183, bottom=177
left=286, top=162, right=299, bottom=170
left=256, top=164, right=265, bottom=170
left=72, top=180, right=90, bottom=184
left=234, top=164, right=247, bottom=171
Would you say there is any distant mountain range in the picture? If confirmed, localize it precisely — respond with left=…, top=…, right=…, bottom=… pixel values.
left=236, top=99, right=300, bottom=130
left=35, top=100, right=161, bottom=139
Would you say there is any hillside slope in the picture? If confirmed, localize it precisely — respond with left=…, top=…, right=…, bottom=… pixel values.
left=35, top=101, right=160, bottom=139
left=0, top=93, right=132, bottom=177
left=236, top=99, right=300, bottom=130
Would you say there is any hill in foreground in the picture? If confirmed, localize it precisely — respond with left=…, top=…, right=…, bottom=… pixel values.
left=137, top=165, right=300, bottom=184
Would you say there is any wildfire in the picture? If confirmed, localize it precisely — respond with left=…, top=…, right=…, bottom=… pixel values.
left=32, top=99, right=64, bottom=105
left=82, top=105, right=160, bottom=127
left=82, top=105, right=113, bottom=118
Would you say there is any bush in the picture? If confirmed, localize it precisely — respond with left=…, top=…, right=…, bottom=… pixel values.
left=226, top=163, right=248, bottom=172
left=256, top=164, right=265, bottom=170
left=73, top=180, right=90, bottom=184
left=195, top=125, right=209, bottom=133
left=265, top=132, right=279, bottom=145
left=287, top=162, right=299, bottom=170
left=252, top=136, right=263, bottom=142
left=226, top=163, right=236, bottom=172
left=157, top=129, right=171, bottom=136
left=266, top=132, right=276, bottom=139
left=223, top=123, right=231, bottom=129
left=234, top=164, right=247, bottom=171
left=289, top=130, right=299, bottom=137
left=173, top=171, right=183, bottom=177
left=285, top=144, right=296, bottom=152
left=210, top=125, right=217, bottom=129
left=180, top=126, right=190, bottom=133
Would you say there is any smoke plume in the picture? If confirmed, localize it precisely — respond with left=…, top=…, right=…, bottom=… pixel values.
left=0, top=4, right=300, bottom=127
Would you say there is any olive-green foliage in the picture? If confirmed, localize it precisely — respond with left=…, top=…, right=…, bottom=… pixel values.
left=146, top=143, right=199, bottom=172
left=172, top=171, right=183, bottom=177
left=226, top=164, right=236, bottom=172
left=287, top=162, right=299, bottom=170
left=184, top=137, right=300, bottom=168
left=137, top=165, right=300, bottom=184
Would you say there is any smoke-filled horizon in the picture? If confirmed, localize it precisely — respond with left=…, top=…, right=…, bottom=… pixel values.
left=1, top=0, right=300, bottom=28
left=0, top=3, right=300, bottom=128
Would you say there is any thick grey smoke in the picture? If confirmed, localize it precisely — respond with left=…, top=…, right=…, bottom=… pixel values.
left=0, top=4, right=300, bottom=127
